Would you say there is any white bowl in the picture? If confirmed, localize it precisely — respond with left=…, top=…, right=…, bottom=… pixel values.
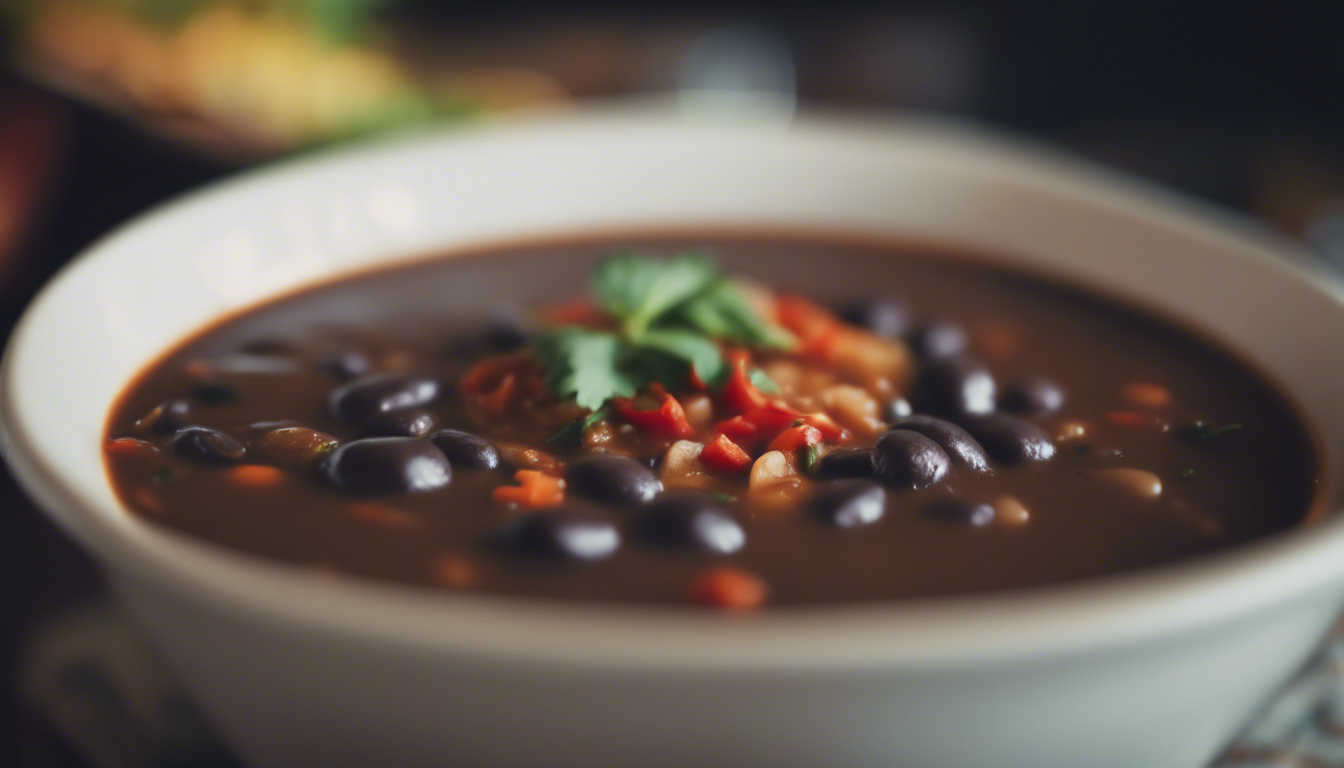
left=4, top=110, right=1344, bottom=768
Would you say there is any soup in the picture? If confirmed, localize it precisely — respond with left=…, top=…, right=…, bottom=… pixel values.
left=103, top=234, right=1323, bottom=609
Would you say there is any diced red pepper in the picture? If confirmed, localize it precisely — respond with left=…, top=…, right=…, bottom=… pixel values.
left=713, top=415, right=759, bottom=444
left=766, top=424, right=822, bottom=454
left=699, top=433, right=752, bottom=474
left=721, top=350, right=769, bottom=413
left=613, top=383, right=695, bottom=439
left=492, top=470, right=566, bottom=508
left=689, top=567, right=768, bottom=611
left=741, top=402, right=804, bottom=436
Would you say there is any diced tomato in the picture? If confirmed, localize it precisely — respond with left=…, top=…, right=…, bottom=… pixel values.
left=713, top=415, right=759, bottom=444
left=699, top=433, right=752, bottom=473
left=766, top=424, right=822, bottom=454
left=613, top=383, right=695, bottom=438
left=689, top=567, right=768, bottom=611
left=721, top=350, right=769, bottom=413
left=225, top=465, right=286, bottom=489
left=492, top=470, right=566, bottom=508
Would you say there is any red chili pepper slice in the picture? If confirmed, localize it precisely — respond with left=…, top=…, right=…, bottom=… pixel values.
left=613, top=383, right=695, bottom=438
left=721, top=350, right=769, bottom=413
left=766, top=424, right=822, bottom=454
left=700, top=433, right=752, bottom=473
left=713, top=415, right=759, bottom=444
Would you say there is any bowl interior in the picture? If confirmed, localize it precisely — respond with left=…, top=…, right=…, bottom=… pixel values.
left=4, top=110, right=1344, bottom=666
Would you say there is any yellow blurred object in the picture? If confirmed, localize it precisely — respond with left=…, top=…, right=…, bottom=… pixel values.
left=18, top=0, right=568, bottom=152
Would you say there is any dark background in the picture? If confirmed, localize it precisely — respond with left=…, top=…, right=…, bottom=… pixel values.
left=2, top=4, right=1343, bottom=764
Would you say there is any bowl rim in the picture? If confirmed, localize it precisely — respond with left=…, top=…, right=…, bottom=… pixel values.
left=5, top=107, right=1344, bottom=671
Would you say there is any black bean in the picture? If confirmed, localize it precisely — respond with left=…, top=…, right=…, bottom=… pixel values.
left=135, top=399, right=192, bottom=435
left=323, top=437, right=452, bottom=493
left=564, top=455, right=663, bottom=507
left=873, top=430, right=950, bottom=490
left=815, top=448, right=876, bottom=479
left=907, top=321, right=967, bottom=359
left=488, top=511, right=620, bottom=561
left=885, top=396, right=913, bottom=423
left=361, top=409, right=436, bottom=438
left=316, top=349, right=371, bottom=380
left=810, top=479, right=886, bottom=528
left=328, top=373, right=439, bottom=421
left=961, top=414, right=1056, bottom=465
left=926, top=498, right=996, bottom=526
left=891, top=415, right=990, bottom=472
left=637, top=491, right=744, bottom=554
left=429, top=429, right=500, bottom=470
left=913, top=355, right=996, bottom=419
left=171, top=427, right=246, bottom=464
left=998, top=376, right=1065, bottom=416
left=836, top=297, right=910, bottom=338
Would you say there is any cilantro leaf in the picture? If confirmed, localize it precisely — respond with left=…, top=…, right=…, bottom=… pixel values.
left=637, top=328, right=727, bottom=384
left=535, top=329, right=637, bottom=411
left=538, top=252, right=793, bottom=411
left=677, top=280, right=794, bottom=348
left=593, top=252, right=716, bottom=337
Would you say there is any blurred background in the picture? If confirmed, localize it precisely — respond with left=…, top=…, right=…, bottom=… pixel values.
left=2, top=2, right=1344, bottom=765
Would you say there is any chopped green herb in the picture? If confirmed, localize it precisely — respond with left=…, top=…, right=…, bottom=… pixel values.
left=546, top=407, right=611, bottom=445
left=535, top=252, right=795, bottom=411
left=637, top=328, right=727, bottom=384
left=151, top=467, right=178, bottom=486
left=593, top=252, right=717, bottom=338
left=1179, top=468, right=1195, bottom=480
left=710, top=492, right=738, bottom=503
left=1177, top=421, right=1244, bottom=442
left=194, top=382, right=239, bottom=404
left=676, top=280, right=794, bottom=348
left=749, top=367, right=779, bottom=394
left=800, top=444, right=821, bottom=473
left=536, top=329, right=637, bottom=411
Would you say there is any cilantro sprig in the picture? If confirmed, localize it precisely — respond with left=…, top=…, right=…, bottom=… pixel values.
left=535, top=253, right=793, bottom=411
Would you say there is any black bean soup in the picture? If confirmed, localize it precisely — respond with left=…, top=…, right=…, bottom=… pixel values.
left=104, top=235, right=1324, bottom=609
